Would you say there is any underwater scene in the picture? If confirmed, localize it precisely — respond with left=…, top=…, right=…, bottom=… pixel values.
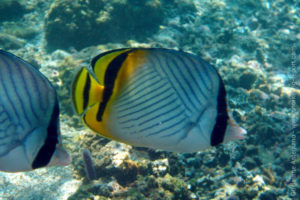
left=0, top=0, right=299, bottom=199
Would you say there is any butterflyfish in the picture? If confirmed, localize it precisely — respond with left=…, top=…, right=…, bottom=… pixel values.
left=72, top=48, right=246, bottom=153
left=0, top=50, right=71, bottom=172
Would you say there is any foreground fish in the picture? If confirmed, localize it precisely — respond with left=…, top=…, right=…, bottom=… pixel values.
left=0, top=50, right=71, bottom=172
left=72, top=48, right=246, bottom=153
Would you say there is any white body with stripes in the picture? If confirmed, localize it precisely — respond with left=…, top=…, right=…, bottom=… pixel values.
left=107, top=50, right=221, bottom=152
left=0, top=50, right=70, bottom=172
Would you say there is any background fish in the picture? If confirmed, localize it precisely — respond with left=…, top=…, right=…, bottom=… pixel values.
left=0, top=50, right=71, bottom=172
left=72, top=48, right=246, bottom=153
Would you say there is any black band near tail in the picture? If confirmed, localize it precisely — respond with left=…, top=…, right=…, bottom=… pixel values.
left=96, top=50, right=132, bottom=122
left=210, top=74, right=228, bottom=146
left=32, top=99, right=59, bottom=169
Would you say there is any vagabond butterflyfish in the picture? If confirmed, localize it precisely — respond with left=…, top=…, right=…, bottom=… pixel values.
left=72, top=48, right=246, bottom=153
left=0, top=50, right=71, bottom=172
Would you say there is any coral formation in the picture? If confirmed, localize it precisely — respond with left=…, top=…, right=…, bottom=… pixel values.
left=0, top=33, right=26, bottom=49
left=45, top=0, right=165, bottom=51
left=0, top=0, right=27, bottom=22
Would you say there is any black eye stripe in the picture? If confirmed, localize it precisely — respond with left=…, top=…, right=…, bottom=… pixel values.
left=83, top=73, right=91, bottom=111
left=96, top=51, right=132, bottom=122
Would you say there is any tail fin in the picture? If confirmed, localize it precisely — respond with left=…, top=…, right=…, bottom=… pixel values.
left=47, top=145, right=72, bottom=167
left=224, top=118, right=247, bottom=143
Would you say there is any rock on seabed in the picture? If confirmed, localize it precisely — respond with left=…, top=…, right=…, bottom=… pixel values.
left=45, top=0, right=164, bottom=51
